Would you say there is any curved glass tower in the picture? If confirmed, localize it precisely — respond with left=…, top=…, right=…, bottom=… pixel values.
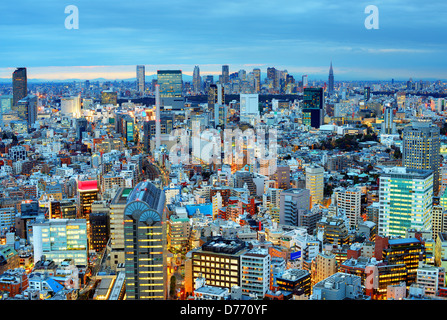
left=124, top=181, right=167, bottom=300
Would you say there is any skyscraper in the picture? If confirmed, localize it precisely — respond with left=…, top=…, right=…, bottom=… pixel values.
left=382, top=106, right=396, bottom=134
left=253, top=68, right=261, bottom=93
left=222, top=65, right=229, bottom=84
left=267, top=67, right=278, bottom=90
left=15, top=95, right=37, bottom=128
left=193, top=65, right=201, bottom=93
left=305, top=165, right=324, bottom=208
left=157, top=70, right=183, bottom=97
left=124, top=181, right=167, bottom=300
left=302, top=87, right=324, bottom=128
left=12, top=68, right=27, bottom=106
left=402, top=121, right=441, bottom=195
left=77, top=180, right=99, bottom=219
left=328, top=62, right=334, bottom=95
left=378, top=167, right=433, bottom=237
left=332, top=186, right=362, bottom=229
left=157, top=70, right=184, bottom=109
left=302, top=75, right=308, bottom=88
left=136, top=65, right=145, bottom=93
left=208, top=83, right=225, bottom=123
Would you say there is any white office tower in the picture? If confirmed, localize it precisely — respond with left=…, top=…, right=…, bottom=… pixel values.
left=60, top=95, right=81, bottom=118
left=379, top=167, right=433, bottom=237
left=332, top=186, right=362, bottom=230
left=240, top=94, right=259, bottom=121
left=240, top=249, right=271, bottom=298
left=305, top=165, right=324, bottom=208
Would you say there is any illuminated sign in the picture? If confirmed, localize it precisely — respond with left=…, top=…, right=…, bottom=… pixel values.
left=290, top=251, right=301, bottom=261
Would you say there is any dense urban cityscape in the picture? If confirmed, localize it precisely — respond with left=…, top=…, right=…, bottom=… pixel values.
left=0, top=62, right=447, bottom=305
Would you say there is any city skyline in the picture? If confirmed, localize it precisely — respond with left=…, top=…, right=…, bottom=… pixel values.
left=0, top=0, right=446, bottom=81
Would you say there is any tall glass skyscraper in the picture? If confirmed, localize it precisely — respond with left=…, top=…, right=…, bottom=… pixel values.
left=193, top=65, right=201, bottom=93
left=222, top=65, right=229, bottom=84
left=379, top=167, right=433, bottom=237
left=328, top=62, right=334, bottom=95
left=253, top=68, right=261, bottom=93
left=157, top=70, right=182, bottom=98
left=136, top=65, right=145, bottom=93
left=302, top=87, right=324, bottom=128
left=15, top=94, right=37, bottom=128
left=124, top=181, right=167, bottom=300
left=12, top=68, right=27, bottom=106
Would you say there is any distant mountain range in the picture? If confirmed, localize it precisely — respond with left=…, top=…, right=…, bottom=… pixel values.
left=0, top=74, right=196, bottom=84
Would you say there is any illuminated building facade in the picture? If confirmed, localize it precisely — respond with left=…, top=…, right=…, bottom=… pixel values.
left=124, top=181, right=167, bottom=300
left=302, top=87, right=324, bottom=128
left=240, top=249, right=271, bottom=298
left=305, top=165, right=324, bottom=207
left=378, top=167, right=433, bottom=237
left=275, top=268, right=311, bottom=296
left=31, top=219, right=88, bottom=267
left=157, top=70, right=182, bottom=98
left=77, top=180, right=99, bottom=219
left=191, top=237, right=248, bottom=291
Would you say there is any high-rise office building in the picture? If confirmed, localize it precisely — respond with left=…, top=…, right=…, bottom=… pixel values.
left=0, top=95, right=13, bottom=114
left=332, top=186, right=362, bottom=229
left=76, top=117, right=88, bottom=141
left=376, top=236, right=426, bottom=286
left=302, top=75, right=308, bottom=88
left=136, top=65, right=145, bottom=93
left=222, top=65, right=229, bottom=84
left=157, top=70, right=182, bottom=97
left=193, top=65, right=201, bottom=93
left=12, top=68, right=27, bottom=106
left=239, top=93, right=259, bottom=119
left=32, top=219, right=88, bottom=267
left=191, top=237, right=248, bottom=291
left=157, top=70, right=184, bottom=109
left=253, top=68, right=261, bottom=93
left=379, top=167, right=433, bottom=237
left=302, top=87, right=324, bottom=128
left=382, top=106, right=396, bottom=134
left=208, top=84, right=225, bottom=124
left=364, top=87, right=371, bottom=101
left=89, top=212, right=110, bottom=253
left=240, top=249, right=271, bottom=298
left=305, top=165, right=324, bottom=208
left=124, top=181, right=167, bottom=300
left=61, top=95, right=81, bottom=118
left=279, top=188, right=310, bottom=226
left=402, top=121, right=441, bottom=195
left=328, top=62, right=334, bottom=95
left=15, top=95, right=37, bottom=127
left=77, top=180, right=99, bottom=219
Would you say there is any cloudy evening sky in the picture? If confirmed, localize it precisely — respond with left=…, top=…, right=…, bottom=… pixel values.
left=0, top=0, right=446, bottom=81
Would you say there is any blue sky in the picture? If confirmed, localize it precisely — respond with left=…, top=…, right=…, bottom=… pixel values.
left=0, top=0, right=446, bottom=81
